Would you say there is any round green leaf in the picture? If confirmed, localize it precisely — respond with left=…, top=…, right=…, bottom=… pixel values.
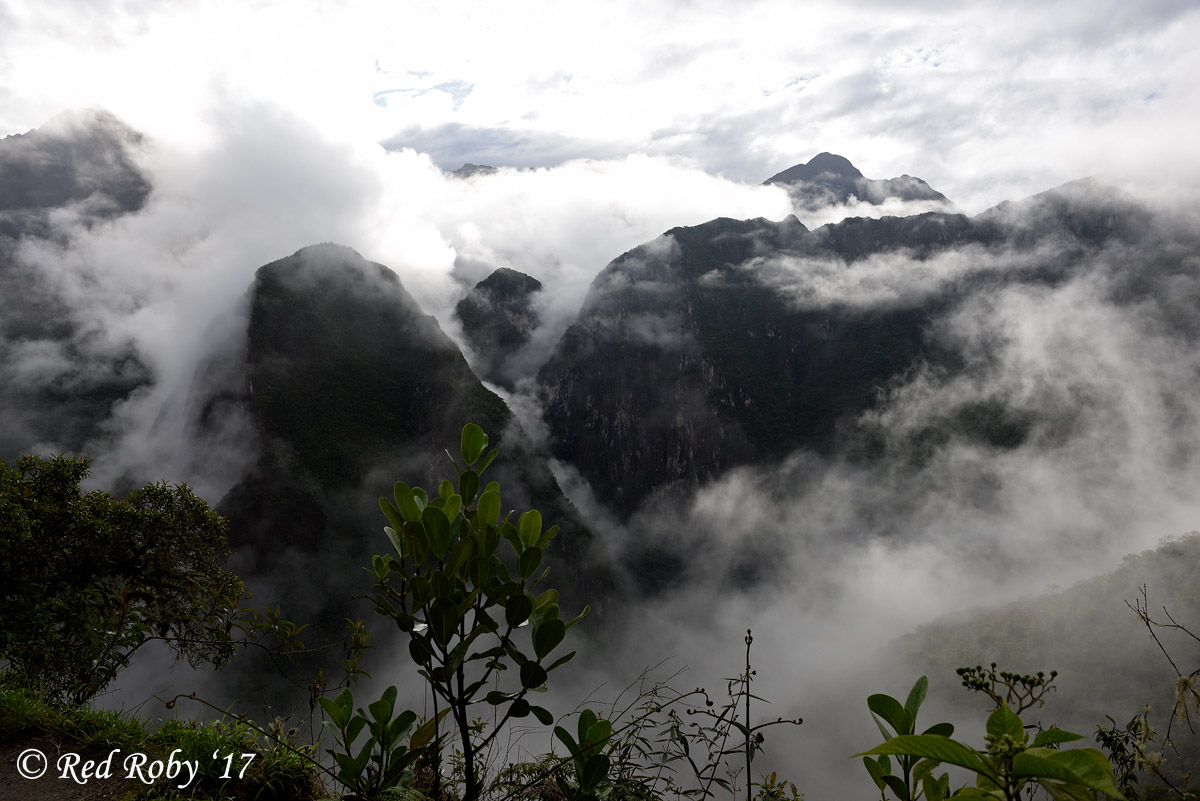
left=519, top=546, right=542, bottom=579
left=428, top=597, right=459, bottom=646
left=505, top=593, right=533, bottom=628
left=461, top=424, right=489, bottom=464
left=520, top=661, right=548, bottom=689
left=534, top=617, right=566, bottom=660
left=459, top=470, right=479, bottom=505
left=478, top=491, right=501, bottom=528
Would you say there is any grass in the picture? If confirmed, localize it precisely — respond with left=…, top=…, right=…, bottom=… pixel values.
left=0, top=677, right=329, bottom=800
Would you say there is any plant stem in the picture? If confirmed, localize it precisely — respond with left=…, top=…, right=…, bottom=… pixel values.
left=745, top=629, right=752, bottom=801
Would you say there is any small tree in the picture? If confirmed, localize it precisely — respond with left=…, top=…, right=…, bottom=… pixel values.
left=0, top=454, right=244, bottom=704
left=354, top=423, right=588, bottom=801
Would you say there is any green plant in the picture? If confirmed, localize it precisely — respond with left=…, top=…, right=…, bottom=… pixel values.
left=0, top=454, right=245, bottom=705
left=861, top=675, right=954, bottom=801
left=0, top=680, right=327, bottom=800
left=362, top=423, right=588, bottom=801
left=316, top=685, right=429, bottom=801
left=859, top=678, right=1126, bottom=801
left=554, top=709, right=615, bottom=801
left=573, top=634, right=800, bottom=801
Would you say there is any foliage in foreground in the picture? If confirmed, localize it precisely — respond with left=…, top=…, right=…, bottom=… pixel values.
left=0, top=454, right=245, bottom=705
left=0, top=678, right=326, bottom=800
left=862, top=670, right=1125, bottom=801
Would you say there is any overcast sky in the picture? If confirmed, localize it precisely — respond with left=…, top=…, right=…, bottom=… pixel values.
left=2, top=0, right=1198, bottom=215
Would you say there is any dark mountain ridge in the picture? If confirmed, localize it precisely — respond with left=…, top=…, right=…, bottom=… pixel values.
left=535, top=178, right=1195, bottom=519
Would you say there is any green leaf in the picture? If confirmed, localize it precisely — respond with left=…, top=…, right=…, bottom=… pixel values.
left=578, top=709, right=598, bottom=746
left=392, top=482, right=421, bottom=522
left=922, top=774, right=945, bottom=801
left=518, top=510, right=542, bottom=546
left=428, top=597, right=459, bottom=646
left=534, top=589, right=559, bottom=610
left=534, top=617, right=566, bottom=659
left=409, top=708, right=449, bottom=750
left=1031, top=729, right=1086, bottom=748
left=505, top=593, right=533, bottom=627
left=1039, top=749, right=1125, bottom=799
left=923, top=722, right=955, bottom=737
left=904, top=676, right=929, bottom=722
left=477, top=449, right=499, bottom=475
left=367, top=685, right=397, bottom=724
left=863, top=756, right=888, bottom=791
left=467, top=556, right=492, bottom=588
left=536, top=524, right=559, bottom=550
left=383, top=526, right=403, bottom=559
left=317, top=695, right=349, bottom=730
left=379, top=498, right=404, bottom=532
left=519, top=509, right=542, bottom=548
left=858, top=735, right=995, bottom=780
left=868, top=693, right=912, bottom=736
left=422, top=506, right=453, bottom=558
left=477, top=491, right=501, bottom=528
left=531, top=705, right=554, bottom=725
left=520, top=661, right=548, bottom=689
left=545, top=650, right=576, bottom=672
left=555, top=725, right=580, bottom=755
left=882, top=774, right=910, bottom=801
left=581, top=754, right=610, bottom=792
left=986, top=703, right=1026, bottom=743
left=446, top=538, right=474, bottom=578
left=519, top=547, right=542, bottom=579
left=510, top=698, right=531, bottom=717
left=442, top=494, right=462, bottom=524
left=912, top=757, right=939, bottom=783
left=459, top=470, right=479, bottom=506
left=461, top=424, right=488, bottom=464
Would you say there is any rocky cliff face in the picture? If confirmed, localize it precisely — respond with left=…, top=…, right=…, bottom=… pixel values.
left=537, top=178, right=1187, bottom=518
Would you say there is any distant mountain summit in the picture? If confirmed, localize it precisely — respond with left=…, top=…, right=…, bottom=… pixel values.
left=451, top=163, right=499, bottom=179
left=764, top=152, right=949, bottom=211
left=456, top=267, right=543, bottom=388
left=0, top=108, right=150, bottom=223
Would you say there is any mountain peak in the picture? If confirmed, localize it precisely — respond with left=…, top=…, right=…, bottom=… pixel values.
left=765, top=153, right=864, bottom=185
left=763, top=152, right=949, bottom=212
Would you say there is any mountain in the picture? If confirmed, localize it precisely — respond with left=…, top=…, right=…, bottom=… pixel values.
left=451, top=163, right=499, bottom=179
left=215, top=244, right=609, bottom=617
left=536, top=178, right=1195, bottom=519
left=764, top=152, right=950, bottom=212
left=0, top=110, right=152, bottom=459
left=455, top=267, right=543, bottom=388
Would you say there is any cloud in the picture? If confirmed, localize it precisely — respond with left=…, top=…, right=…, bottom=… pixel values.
left=4, top=1, right=1198, bottom=215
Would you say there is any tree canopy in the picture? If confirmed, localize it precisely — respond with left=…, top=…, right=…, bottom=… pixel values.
left=0, top=454, right=244, bottom=704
